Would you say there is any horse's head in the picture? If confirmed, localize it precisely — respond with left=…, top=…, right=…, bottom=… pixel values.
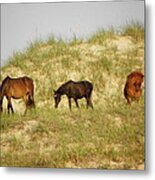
left=53, top=90, right=61, bottom=108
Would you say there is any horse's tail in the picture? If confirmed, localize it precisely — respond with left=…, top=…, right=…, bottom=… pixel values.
left=26, top=92, right=35, bottom=108
left=0, top=77, right=10, bottom=112
left=84, top=81, right=93, bottom=97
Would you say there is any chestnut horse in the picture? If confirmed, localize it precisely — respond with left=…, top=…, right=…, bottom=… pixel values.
left=0, top=76, right=35, bottom=114
left=124, top=71, right=144, bottom=104
left=53, top=80, right=93, bottom=109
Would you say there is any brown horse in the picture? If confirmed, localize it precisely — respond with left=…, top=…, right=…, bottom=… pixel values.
left=54, top=80, right=93, bottom=109
left=53, top=80, right=93, bottom=109
left=0, top=76, right=35, bottom=114
left=124, top=71, right=144, bottom=104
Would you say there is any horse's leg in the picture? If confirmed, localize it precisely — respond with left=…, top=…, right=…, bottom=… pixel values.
left=0, top=98, right=3, bottom=113
left=6, top=97, right=10, bottom=114
left=23, top=95, right=29, bottom=115
left=25, top=94, right=35, bottom=115
left=68, top=97, right=72, bottom=109
left=74, top=98, right=79, bottom=108
left=85, top=97, right=93, bottom=109
left=126, top=95, right=131, bottom=104
left=27, top=93, right=35, bottom=108
left=88, top=98, right=93, bottom=109
left=85, top=97, right=89, bottom=109
left=24, top=108, right=27, bottom=116
left=31, top=97, right=35, bottom=108
left=134, top=90, right=142, bottom=102
left=6, top=97, right=14, bottom=114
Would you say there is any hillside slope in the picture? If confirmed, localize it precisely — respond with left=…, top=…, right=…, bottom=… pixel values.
left=1, top=27, right=144, bottom=169
left=1, top=35, right=144, bottom=111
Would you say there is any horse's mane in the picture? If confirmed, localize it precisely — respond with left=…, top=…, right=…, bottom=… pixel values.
left=57, top=80, right=73, bottom=93
left=1, top=76, right=10, bottom=87
left=57, top=80, right=92, bottom=93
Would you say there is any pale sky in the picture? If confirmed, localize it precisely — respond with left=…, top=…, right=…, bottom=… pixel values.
left=1, top=0, right=144, bottom=66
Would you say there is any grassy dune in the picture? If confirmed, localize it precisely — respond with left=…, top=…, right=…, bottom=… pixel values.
left=0, top=23, right=144, bottom=169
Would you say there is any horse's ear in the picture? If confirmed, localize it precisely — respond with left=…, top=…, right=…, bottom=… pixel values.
left=53, top=89, right=56, bottom=93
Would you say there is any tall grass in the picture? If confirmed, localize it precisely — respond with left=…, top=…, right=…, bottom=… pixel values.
left=122, top=21, right=144, bottom=42
left=88, top=27, right=116, bottom=44
left=1, top=23, right=144, bottom=169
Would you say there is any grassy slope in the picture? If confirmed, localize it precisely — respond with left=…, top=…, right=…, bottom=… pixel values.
left=1, top=24, right=144, bottom=169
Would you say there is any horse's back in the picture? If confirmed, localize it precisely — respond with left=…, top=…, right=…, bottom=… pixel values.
left=127, top=71, right=144, bottom=83
left=70, top=80, right=93, bottom=97
left=1, top=76, right=34, bottom=97
left=22, top=77, right=34, bottom=90
left=125, top=71, right=143, bottom=90
left=82, top=80, right=93, bottom=89
left=126, top=72, right=144, bottom=90
left=10, top=76, right=33, bottom=89
left=67, top=80, right=93, bottom=90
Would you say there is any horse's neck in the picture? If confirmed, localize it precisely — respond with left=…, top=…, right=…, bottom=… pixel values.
left=58, top=85, right=68, bottom=95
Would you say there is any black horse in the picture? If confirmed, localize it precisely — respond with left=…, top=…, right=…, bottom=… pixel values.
left=53, top=80, right=93, bottom=109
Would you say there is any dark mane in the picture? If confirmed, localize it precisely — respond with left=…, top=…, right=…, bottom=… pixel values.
left=60, top=80, right=73, bottom=87
left=57, top=80, right=73, bottom=94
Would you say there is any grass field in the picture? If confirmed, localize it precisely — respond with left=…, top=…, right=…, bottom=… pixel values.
left=0, top=23, right=144, bottom=169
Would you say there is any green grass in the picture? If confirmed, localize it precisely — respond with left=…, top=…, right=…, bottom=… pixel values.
left=0, top=22, right=144, bottom=169
left=122, top=21, right=144, bottom=42
left=88, top=27, right=116, bottom=44
left=0, top=101, right=144, bottom=168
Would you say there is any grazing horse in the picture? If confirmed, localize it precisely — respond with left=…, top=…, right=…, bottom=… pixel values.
left=124, top=71, right=144, bottom=104
left=53, top=80, right=93, bottom=109
left=0, top=76, right=35, bottom=114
